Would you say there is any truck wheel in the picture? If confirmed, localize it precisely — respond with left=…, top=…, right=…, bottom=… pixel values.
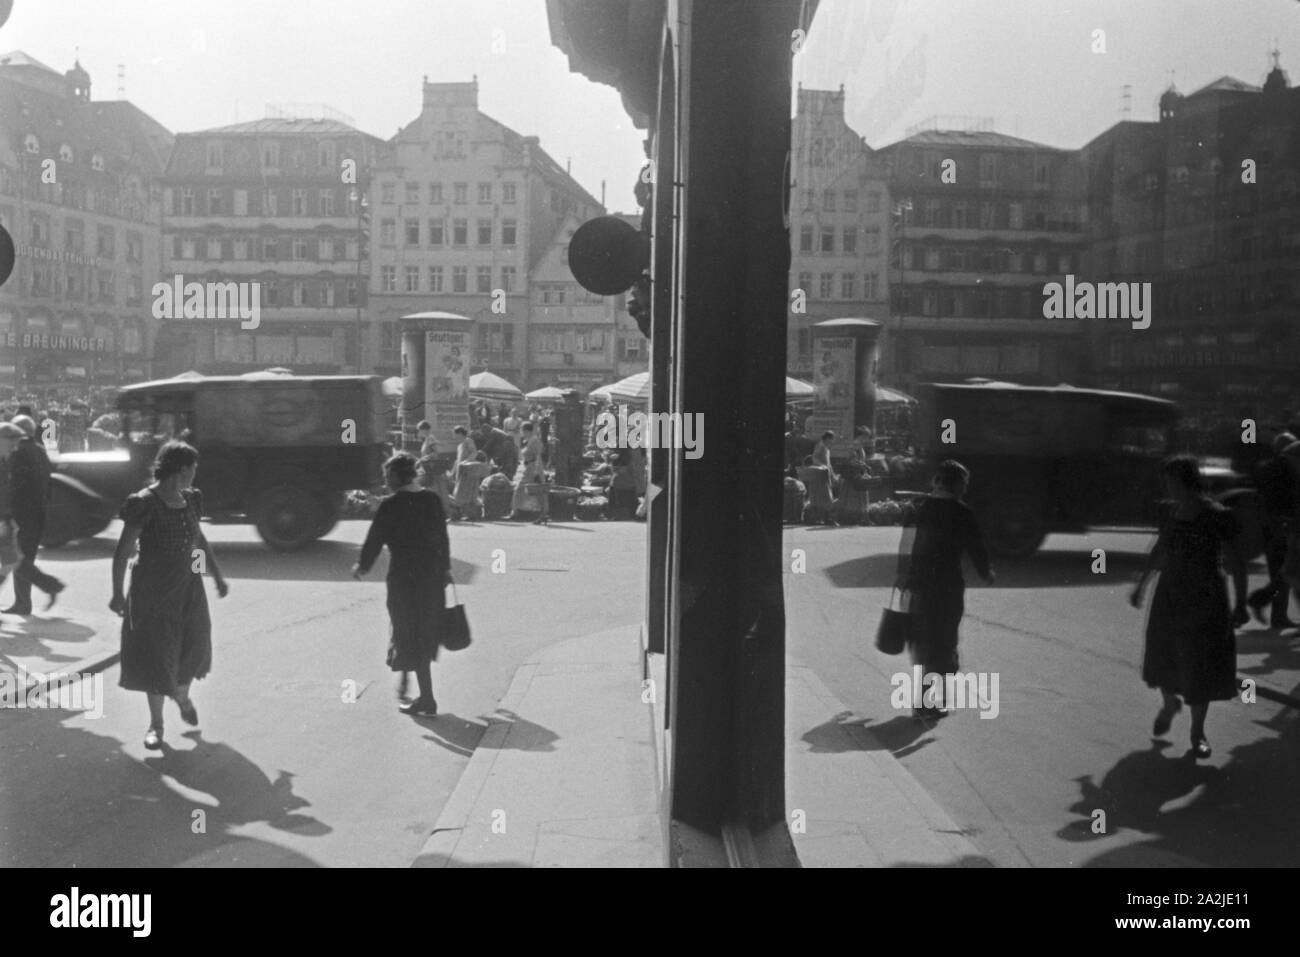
left=253, top=485, right=326, bottom=552
left=985, top=494, right=1048, bottom=558
left=42, top=483, right=85, bottom=548
left=311, top=492, right=343, bottom=539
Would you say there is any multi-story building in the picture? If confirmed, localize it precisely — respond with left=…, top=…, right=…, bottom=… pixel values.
left=1078, top=59, right=1300, bottom=435
left=156, top=115, right=383, bottom=376
left=610, top=211, right=649, bottom=381
left=368, top=78, right=604, bottom=385
left=875, top=126, right=1089, bottom=389
left=788, top=85, right=891, bottom=381
left=0, top=52, right=172, bottom=388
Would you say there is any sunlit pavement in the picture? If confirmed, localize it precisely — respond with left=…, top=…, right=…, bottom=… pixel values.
left=2, top=519, right=1296, bottom=866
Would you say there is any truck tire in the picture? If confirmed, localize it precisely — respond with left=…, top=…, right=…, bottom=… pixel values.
left=984, top=492, right=1048, bottom=558
left=311, top=491, right=343, bottom=539
left=253, top=485, right=328, bottom=552
left=42, top=482, right=85, bottom=548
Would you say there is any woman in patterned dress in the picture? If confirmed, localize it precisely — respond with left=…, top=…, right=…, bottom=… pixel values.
left=1130, top=454, right=1239, bottom=759
left=110, top=442, right=229, bottom=750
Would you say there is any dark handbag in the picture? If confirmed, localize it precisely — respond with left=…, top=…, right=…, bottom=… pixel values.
left=875, top=586, right=911, bottom=655
left=439, top=580, right=472, bottom=652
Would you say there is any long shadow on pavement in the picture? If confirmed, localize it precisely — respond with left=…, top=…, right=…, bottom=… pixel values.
left=800, top=711, right=937, bottom=760
left=204, top=540, right=478, bottom=585
left=414, top=709, right=559, bottom=757
left=0, top=617, right=97, bottom=667
left=1060, top=706, right=1300, bottom=866
left=824, top=548, right=1151, bottom=590
left=1236, top=627, right=1300, bottom=697
left=0, top=707, right=326, bottom=867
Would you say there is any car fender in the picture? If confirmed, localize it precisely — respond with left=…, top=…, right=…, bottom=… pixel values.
left=49, top=471, right=110, bottom=504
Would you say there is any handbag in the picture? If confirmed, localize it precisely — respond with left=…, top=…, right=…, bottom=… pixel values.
left=875, top=586, right=912, bottom=655
left=439, top=580, right=472, bottom=652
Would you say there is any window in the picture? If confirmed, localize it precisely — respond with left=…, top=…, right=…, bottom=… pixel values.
left=429, top=218, right=444, bottom=245
left=800, top=225, right=813, bottom=252
left=620, top=336, right=643, bottom=360
left=979, top=202, right=995, bottom=229
left=502, top=182, right=516, bottom=204
left=380, top=266, right=396, bottom=292
left=405, top=218, right=420, bottom=245
left=379, top=219, right=396, bottom=245
left=540, top=284, right=567, bottom=305
left=292, top=281, right=307, bottom=306
left=477, top=219, right=493, bottom=245
left=979, top=153, right=997, bottom=186
left=319, top=142, right=335, bottom=169
left=842, top=228, right=857, bottom=254
left=820, top=228, right=834, bottom=254
left=952, top=202, right=968, bottom=228
left=864, top=227, right=881, bottom=254
left=347, top=280, right=359, bottom=305
left=478, top=183, right=492, bottom=203
left=801, top=188, right=815, bottom=210
left=319, top=190, right=334, bottom=216
left=322, top=282, right=335, bottom=307
left=232, top=189, right=248, bottom=216
left=1035, top=159, right=1051, bottom=188
left=181, top=188, right=195, bottom=215
left=263, top=189, right=278, bottom=216
left=819, top=273, right=834, bottom=299
left=207, top=141, right=223, bottom=168
left=206, top=238, right=221, bottom=259
left=797, top=271, right=812, bottom=294
left=291, top=189, right=306, bottom=215
left=429, top=183, right=443, bottom=204
left=262, top=141, right=280, bottom=169
left=823, top=190, right=837, bottom=212
left=234, top=239, right=249, bottom=260
left=476, top=265, right=492, bottom=293
left=841, top=273, right=856, bottom=299
left=381, top=182, right=396, bottom=204
left=180, top=238, right=196, bottom=259
left=453, top=183, right=467, bottom=204
left=91, top=152, right=105, bottom=171
left=405, top=266, right=420, bottom=292
left=452, top=266, right=467, bottom=292
left=502, top=219, right=517, bottom=246
left=126, top=232, right=142, bottom=262
left=24, top=133, right=39, bottom=154
left=345, top=238, right=358, bottom=260
left=293, top=238, right=308, bottom=260
left=864, top=273, right=878, bottom=298
left=501, top=265, right=516, bottom=292
left=96, top=225, right=115, bottom=258
left=1009, top=203, right=1023, bottom=229
left=867, top=192, right=881, bottom=214
left=844, top=189, right=858, bottom=213
left=429, top=266, right=443, bottom=292
left=1033, top=252, right=1048, bottom=273
left=453, top=219, right=467, bottom=245
left=405, top=182, right=420, bottom=204
left=263, top=237, right=278, bottom=259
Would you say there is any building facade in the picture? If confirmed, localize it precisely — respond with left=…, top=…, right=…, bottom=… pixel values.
left=1079, top=61, right=1300, bottom=437
left=368, top=78, right=604, bottom=386
left=155, top=116, right=383, bottom=377
left=0, top=52, right=172, bottom=389
left=876, top=128, right=1089, bottom=389
left=788, top=85, right=891, bottom=381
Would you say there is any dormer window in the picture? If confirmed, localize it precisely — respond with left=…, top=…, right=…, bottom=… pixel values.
left=59, top=144, right=74, bottom=162
left=91, top=153, right=105, bottom=171
left=24, top=134, right=39, bottom=154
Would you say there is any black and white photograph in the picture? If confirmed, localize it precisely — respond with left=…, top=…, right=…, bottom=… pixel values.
left=0, top=0, right=1296, bottom=922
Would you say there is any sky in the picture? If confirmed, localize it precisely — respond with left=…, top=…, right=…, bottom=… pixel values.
left=2, top=0, right=1298, bottom=207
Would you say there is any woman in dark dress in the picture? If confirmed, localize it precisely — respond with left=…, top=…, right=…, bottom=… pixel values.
left=110, top=442, right=229, bottom=750
left=899, top=460, right=995, bottom=720
left=1130, top=454, right=1239, bottom=759
left=353, top=452, right=451, bottom=716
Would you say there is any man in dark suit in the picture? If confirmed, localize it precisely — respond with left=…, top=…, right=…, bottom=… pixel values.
left=5, top=415, right=64, bottom=614
left=1247, top=431, right=1299, bottom=629
left=472, top=424, right=519, bottom=478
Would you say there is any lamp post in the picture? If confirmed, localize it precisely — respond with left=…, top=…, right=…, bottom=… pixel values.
left=890, top=198, right=912, bottom=383
left=350, top=186, right=368, bottom=374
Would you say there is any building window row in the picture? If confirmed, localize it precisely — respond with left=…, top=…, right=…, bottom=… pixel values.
left=170, top=234, right=362, bottom=263
left=536, top=330, right=608, bottom=354
left=382, top=217, right=518, bottom=247
left=798, top=224, right=882, bottom=256
left=795, top=272, right=881, bottom=301
left=171, top=186, right=358, bottom=218
left=798, top=188, right=882, bottom=215
left=379, top=264, right=518, bottom=295
left=379, top=180, right=518, bottom=207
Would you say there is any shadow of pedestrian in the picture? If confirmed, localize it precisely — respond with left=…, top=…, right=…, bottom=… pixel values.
left=799, top=711, right=934, bottom=758
left=823, top=547, right=1151, bottom=590
left=417, top=713, right=487, bottom=757
left=206, top=539, right=479, bottom=586
left=0, top=708, right=325, bottom=867
left=0, top=617, right=98, bottom=664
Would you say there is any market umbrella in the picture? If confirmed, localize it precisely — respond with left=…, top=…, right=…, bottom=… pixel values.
left=594, top=371, right=650, bottom=403
left=785, top=376, right=815, bottom=401
left=264, top=367, right=293, bottom=375
left=172, top=370, right=204, bottom=381
left=381, top=376, right=404, bottom=398
left=525, top=386, right=567, bottom=401
left=875, top=386, right=918, bottom=406
left=469, top=371, right=524, bottom=401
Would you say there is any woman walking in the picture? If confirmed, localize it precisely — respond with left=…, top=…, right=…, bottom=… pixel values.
left=1130, top=454, right=1239, bottom=759
left=353, top=452, right=451, bottom=716
left=110, top=441, right=228, bottom=750
left=510, top=421, right=549, bottom=524
left=899, top=459, right=995, bottom=720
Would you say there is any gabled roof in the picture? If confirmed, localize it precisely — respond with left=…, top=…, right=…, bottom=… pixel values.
left=1190, top=75, right=1260, bottom=97
left=196, top=117, right=370, bottom=135
left=884, top=129, right=1061, bottom=151
left=0, top=50, right=59, bottom=73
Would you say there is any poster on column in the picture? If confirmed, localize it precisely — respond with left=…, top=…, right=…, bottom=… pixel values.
left=424, top=329, right=471, bottom=448
left=806, top=336, right=856, bottom=454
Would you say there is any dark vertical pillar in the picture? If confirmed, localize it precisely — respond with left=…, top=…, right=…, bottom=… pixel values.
left=668, top=0, right=797, bottom=832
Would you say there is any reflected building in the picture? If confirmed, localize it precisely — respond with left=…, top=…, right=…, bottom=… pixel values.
left=1079, top=57, right=1300, bottom=439
left=0, top=52, right=172, bottom=387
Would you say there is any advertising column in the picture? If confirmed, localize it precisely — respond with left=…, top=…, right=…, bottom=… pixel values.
left=807, top=318, right=882, bottom=457
left=400, top=311, right=473, bottom=458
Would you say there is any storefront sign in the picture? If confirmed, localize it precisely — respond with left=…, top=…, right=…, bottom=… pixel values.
left=4, top=331, right=108, bottom=352
left=15, top=244, right=96, bottom=267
